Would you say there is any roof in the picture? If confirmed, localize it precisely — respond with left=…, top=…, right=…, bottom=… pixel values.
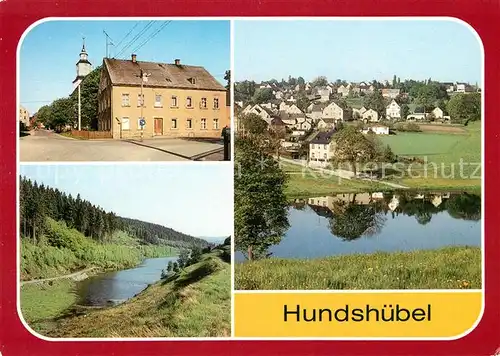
left=103, top=58, right=225, bottom=91
left=270, top=117, right=286, bottom=126
left=311, top=128, right=336, bottom=144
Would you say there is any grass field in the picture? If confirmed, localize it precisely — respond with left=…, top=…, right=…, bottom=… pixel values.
left=235, top=246, right=481, bottom=290
left=47, top=248, right=230, bottom=338
left=21, top=279, right=79, bottom=335
left=281, top=162, right=389, bottom=197
left=380, top=121, right=481, bottom=180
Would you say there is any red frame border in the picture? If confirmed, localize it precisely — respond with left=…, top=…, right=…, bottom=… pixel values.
left=1, top=1, right=499, bottom=355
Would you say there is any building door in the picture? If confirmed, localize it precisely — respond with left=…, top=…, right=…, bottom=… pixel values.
left=154, top=118, right=163, bottom=135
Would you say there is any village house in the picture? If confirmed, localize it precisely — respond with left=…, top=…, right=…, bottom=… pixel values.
left=312, top=87, right=331, bottom=102
left=307, top=103, right=327, bottom=121
left=431, top=107, right=444, bottom=119
left=19, top=105, right=30, bottom=128
left=293, top=116, right=312, bottom=131
left=381, top=88, right=400, bottom=99
left=336, top=84, right=351, bottom=97
left=362, top=108, right=379, bottom=122
left=97, top=55, right=229, bottom=139
left=275, top=90, right=284, bottom=100
left=309, top=128, right=336, bottom=167
left=386, top=99, right=401, bottom=119
left=269, top=116, right=286, bottom=135
left=442, top=82, right=455, bottom=93
left=285, top=103, right=304, bottom=115
left=352, top=106, right=367, bottom=119
left=242, top=104, right=273, bottom=122
left=322, top=101, right=349, bottom=121
left=317, top=118, right=337, bottom=130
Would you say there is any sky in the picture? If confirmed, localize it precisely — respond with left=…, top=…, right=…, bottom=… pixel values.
left=19, top=164, right=233, bottom=238
left=234, top=19, right=482, bottom=84
left=20, top=20, right=230, bottom=114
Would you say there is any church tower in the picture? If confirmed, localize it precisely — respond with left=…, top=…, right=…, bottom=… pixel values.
left=72, top=37, right=92, bottom=90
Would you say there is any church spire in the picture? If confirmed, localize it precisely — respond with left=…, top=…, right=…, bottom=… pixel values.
left=81, top=36, right=86, bottom=53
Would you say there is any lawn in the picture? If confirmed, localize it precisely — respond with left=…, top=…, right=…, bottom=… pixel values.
left=235, top=246, right=481, bottom=290
left=281, top=162, right=389, bottom=197
left=21, top=279, right=79, bottom=335
left=379, top=121, right=481, bottom=182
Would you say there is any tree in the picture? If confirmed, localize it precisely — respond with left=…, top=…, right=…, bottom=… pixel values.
left=331, top=126, right=376, bottom=176
left=296, top=91, right=310, bottom=113
left=35, top=105, right=52, bottom=127
left=240, top=113, right=268, bottom=135
left=224, top=70, right=231, bottom=90
left=166, top=261, right=173, bottom=272
left=189, top=246, right=202, bottom=265
left=69, top=66, right=101, bottom=130
left=446, top=93, right=481, bottom=124
left=49, top=97, right=75, bottom=132
left=252, top=88, right=274, bottom=104
left=311, top=76, right=328, bottom=87
left=234, top=80, right=257, bottom=103
left=363, top=90, right=386, bottom=119
left=172, top=262, right=179, bottom=273
left=234, top=135, right=289, bottom=260
left=288, top=75, right=297, bottom=87
left=297, top=77, right=305, bottom=86
left=400, top=104, right=410, bottom=120
left=177, top=249, right=190, bottom=268
left=392, top=75, right=397, bottom=88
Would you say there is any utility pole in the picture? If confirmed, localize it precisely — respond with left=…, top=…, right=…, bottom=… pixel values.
left=78, top=83, right=81, bottom=130
left=103, top=30, right=114, bottom=58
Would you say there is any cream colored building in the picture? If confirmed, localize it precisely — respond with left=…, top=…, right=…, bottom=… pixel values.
left=98, top=55, right=229, bottom=139
left=362, top=108, right=379, bottom=122
left=386, top=99, right=401, bottom=119
left=19, top=106, right=30, bottom=127
left=322, top=101, right=346, bottom=121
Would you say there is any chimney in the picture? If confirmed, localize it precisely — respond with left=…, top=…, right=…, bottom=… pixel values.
left=174, top=59, right=180, bottom=66
left=131, top=54, right=137, bottom=63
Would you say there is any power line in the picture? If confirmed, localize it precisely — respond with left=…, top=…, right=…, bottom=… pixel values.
left=131, top=21, right=172, bottom=53
left=114, top=21, right=154, bottom=58
left=113, top=22, right=139, bottom=52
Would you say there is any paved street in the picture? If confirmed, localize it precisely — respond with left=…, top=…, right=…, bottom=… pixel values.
left=20, top=130, right=228, bottom=162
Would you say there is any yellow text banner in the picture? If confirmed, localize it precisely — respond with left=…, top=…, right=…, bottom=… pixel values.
left=234, top=291, right=482, bottom=338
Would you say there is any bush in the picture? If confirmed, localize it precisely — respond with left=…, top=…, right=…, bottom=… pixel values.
left=394, top=122, right=421, bottom=132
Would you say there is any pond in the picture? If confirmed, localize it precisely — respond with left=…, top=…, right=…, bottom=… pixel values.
left=76, top=256, right=177, bottom=307
left=235, top=191, right=481, bottom=261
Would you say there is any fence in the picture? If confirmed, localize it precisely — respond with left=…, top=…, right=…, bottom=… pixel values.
left=70, top=130, right=113, bottom=139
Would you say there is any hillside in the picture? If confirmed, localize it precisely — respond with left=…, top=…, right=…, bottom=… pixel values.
left=20, top=176, right=205, bottom=249
left=48, top=245, right=231, bottom=338
left=119, top=217, right=208, bottom=248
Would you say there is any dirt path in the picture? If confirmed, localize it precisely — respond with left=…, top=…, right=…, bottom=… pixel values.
left=20, top=267, right=97, bottom=286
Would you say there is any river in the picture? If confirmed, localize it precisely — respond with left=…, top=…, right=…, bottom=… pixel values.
left=75, top=256, right=177, bottom=307
left=235, top=191, right=481, bottom=261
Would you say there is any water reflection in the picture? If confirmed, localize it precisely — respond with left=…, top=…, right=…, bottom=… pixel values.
left=237, top=191, right=481, bottom=260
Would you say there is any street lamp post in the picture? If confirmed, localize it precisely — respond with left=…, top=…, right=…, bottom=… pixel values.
left=139, top=69, right=150, bottom=141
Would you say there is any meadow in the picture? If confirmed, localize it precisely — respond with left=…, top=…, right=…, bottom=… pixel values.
left=379, top=121, right=481, bottom=181
left=235, top=246, right=481, bottom=290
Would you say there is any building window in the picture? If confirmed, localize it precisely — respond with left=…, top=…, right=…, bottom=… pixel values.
left=213, top=98, right=219, bottom=109
left=201, top=97, right=207, bottom=109
left=137, top=93, right=144, bottom=107
left=324, top=153, right=327, bottom=159
left=155, top=94, right=162, bottom=107
left=201, top=118, right=207, bottom=129
left=122, top=117, right=130, bottom=130
left=312, top=152, right=315, bottom=158
left=171, top=96, right=178, bottom=107
left=186, top=119, right=192, bottom=129
left=121, top=94, right=130, bottom=107
left=213, top=118, right=219, bottom=129
left=171, top=119, right=177, bottom=129
left=186, top=97, right=192, bottom=108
